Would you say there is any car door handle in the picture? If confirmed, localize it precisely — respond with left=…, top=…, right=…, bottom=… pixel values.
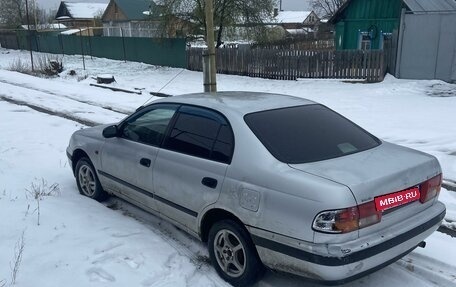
left=140, top=158, right=151, bottom=167
left=202, top=177, right=218, bottom=189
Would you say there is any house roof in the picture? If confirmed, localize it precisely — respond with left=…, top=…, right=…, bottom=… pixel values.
left=402, top=0, right=456, bottom=11
left=56, top=2, right=108, bottom=20
left=275, top=11, right=312, bottom=24
left=110, top=0, right=159, bottom=21
left=330, top=0, right=456, bottom=23
left=20, top=23, right=68, bottom=30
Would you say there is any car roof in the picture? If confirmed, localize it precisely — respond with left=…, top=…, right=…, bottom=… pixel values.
left=153, top=92, right=316, bottom=116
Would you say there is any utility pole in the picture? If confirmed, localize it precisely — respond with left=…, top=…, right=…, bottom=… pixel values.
left=204, top=0, right=217, bottom=92
left=25, top=0, right=34, bottom=71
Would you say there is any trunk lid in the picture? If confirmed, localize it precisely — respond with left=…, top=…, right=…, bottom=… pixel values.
left=289, top=141, right=441, bottom=205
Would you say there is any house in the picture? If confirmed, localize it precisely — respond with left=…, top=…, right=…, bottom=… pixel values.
left=102, top=0, right=190, bottom=38
left=102, top=0, right=160, bottom=37
left=329, top=0, right=456, bottom=50
left=274, top=10, right=320, bottom=30
left=55, top=2, right=108, bottom=29
left=330, top=0, right=456, bottom=82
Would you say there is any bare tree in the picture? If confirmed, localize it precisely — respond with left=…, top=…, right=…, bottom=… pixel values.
left=0, top=0, right=24, bottom=27
left=311, top=0, right=347, bottom=19
left=159, top=0, right=275, bottom=47
left=0, top=0, right=50, bottom=28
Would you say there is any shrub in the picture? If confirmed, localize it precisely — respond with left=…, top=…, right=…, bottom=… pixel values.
left=8, top=55, right=64, bottom=77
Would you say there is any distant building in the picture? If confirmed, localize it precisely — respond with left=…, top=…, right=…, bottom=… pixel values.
left=330, top=0, right=456, bottom=82
left=102, top=0, right=160, bottom=37
left=55, top=2, right=108, bottom=29
left=102, top=0, right=191, bottom=38
left=272, top=9, right=321, bottom=37
left=329, top=0, right=456, bottom=50
left=274, top=10, right=319, bottom=29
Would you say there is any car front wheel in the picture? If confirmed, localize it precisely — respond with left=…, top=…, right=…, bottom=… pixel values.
left=75, top=157, right=107, bottom=201
left=208, top=220, right=264, bottom=287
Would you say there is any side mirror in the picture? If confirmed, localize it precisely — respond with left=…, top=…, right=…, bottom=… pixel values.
left=102, top=125, right=118, bottom=138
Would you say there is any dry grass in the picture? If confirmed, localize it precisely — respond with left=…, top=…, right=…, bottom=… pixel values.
left=10, top=231, right=25, bottom=285
left=8, top=55, right=63, bottom=77
left=25, top=178, right=60, bottom=226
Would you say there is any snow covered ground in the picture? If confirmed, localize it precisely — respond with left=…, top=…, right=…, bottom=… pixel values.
left=1, top=48, right=456, bottom=286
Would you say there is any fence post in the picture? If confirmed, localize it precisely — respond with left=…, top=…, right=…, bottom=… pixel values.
left=88, top=34, right=93, bottom=60
left=59, top=34, right=65, bottom=57
left=120, top=27, right=127, bottom=62
left=79, top=28, right=85, bottom=70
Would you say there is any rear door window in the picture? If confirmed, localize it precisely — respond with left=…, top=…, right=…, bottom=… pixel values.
left=244, top=105, right=380, bottom=164
left=163, top=106, right=234, bottom=164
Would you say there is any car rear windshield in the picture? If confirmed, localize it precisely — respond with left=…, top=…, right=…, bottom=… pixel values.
left=244, top=105, right=381, bottom=164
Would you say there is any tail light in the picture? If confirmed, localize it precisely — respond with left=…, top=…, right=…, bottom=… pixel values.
left=313, top=201, right=382, bottom=234
left=420, top=174, right=442, bottom=203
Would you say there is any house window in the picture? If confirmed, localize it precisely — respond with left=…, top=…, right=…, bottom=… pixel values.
left=379, top=32, right=392, bottom=50
left=358, top=31, right=371, bottom=50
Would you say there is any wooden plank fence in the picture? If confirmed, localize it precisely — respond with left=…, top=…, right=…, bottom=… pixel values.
left=187, top=48, right=387, bottom=82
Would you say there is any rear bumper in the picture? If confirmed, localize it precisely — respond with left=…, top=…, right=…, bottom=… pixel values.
left=249, top=201, right=446, bottom=284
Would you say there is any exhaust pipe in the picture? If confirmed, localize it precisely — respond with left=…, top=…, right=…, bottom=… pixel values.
left=417, top=241, right=426, bottom=248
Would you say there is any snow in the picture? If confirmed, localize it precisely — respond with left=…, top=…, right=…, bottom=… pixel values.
left=1, top=48, right=456, bottom=286
left=286, top=28, right=308, bottom=35
left=60, top=28, right=88, bottom=35
left=64, top=2, right=108, bottom=19
left=20, top=24, right=68, bottom=30
left=275, top=11, right=312, bottom=24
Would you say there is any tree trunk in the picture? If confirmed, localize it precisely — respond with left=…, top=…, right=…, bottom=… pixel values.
left=216, top=0, right=228, bottom=48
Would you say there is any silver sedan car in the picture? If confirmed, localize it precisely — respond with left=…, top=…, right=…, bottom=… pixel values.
left=67, top=92, right=445, bottom=286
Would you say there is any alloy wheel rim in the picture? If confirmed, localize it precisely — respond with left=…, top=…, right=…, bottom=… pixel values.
left=78, top=165, right=96, bottom=196
left=213, top=229, right=246, bottom=278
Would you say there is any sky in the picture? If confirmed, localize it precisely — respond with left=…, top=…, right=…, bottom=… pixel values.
left=37, top=0, right=312, bottom=11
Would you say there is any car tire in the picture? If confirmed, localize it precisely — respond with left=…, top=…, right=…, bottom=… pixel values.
left=75, top=157, right=107, bottom=201
left=208, top=220, right=264, bottom=287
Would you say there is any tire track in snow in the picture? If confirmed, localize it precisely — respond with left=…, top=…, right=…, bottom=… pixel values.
left=0, top=96, right=99, bottom=127
left=0, top=81, right=126, bottom=125
left=105, top=197, right=231, bottom=287
left=396, top=253, right=456, bottom=287
left=0, top=79, right=132, bottom=115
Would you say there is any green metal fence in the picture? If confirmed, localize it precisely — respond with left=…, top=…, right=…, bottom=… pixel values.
left=14, top=31, right=186, bottom=68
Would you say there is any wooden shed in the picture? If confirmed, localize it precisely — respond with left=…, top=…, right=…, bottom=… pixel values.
left=55, top=2, right=108, bottom=29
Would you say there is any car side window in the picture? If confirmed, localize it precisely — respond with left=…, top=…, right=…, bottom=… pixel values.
left=163, top=106, right=234, bottom=164
left=121, top=105, right=178, bottom=146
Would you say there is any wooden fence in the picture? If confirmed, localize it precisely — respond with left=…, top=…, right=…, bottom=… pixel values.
left=252, top=38, right=335, bottom=50
left=187, top=48, right=387, bottom=82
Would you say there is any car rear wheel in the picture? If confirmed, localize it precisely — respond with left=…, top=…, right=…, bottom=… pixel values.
left=75, top=157, right=107, bottom=201
left=208, top=220, right=264, bottom=287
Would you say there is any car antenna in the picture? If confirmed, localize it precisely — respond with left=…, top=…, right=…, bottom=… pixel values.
left=140, top=68, right=186, bottom=107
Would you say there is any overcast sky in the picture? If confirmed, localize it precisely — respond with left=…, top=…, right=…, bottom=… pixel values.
left=37, top=0, right=312, bottom=11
